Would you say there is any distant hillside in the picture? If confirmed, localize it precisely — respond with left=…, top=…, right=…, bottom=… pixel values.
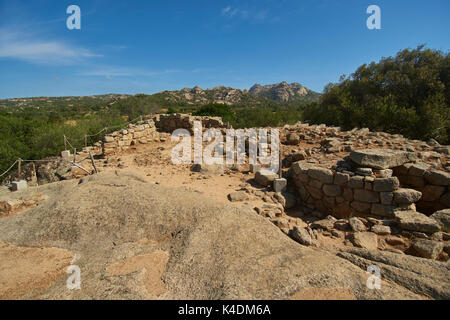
left=157, top=82, right=320, bottom=106
left=250, top=81, right=320, bottom=103
left=0, top=82, right=320, bottom=120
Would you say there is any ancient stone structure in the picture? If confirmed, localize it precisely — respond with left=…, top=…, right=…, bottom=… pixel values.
left=101, top=114, right=228, bottom=156
left=289, top=148, right=449, bottom=234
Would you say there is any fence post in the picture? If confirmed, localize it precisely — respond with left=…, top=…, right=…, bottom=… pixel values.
left=18, top=158, right=22, bottom=180
left=278, top=144, right=282, bottom=179
left=84, top=135, right=87, bottom=148
left=73, top=148, right=76, bottom=163
left=64, top=135, right=67, bottom=150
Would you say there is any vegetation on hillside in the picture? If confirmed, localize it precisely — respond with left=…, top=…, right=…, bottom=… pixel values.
left=302, top=46, right=450, bottom=144
left=1, top=46, right=449, bottom=180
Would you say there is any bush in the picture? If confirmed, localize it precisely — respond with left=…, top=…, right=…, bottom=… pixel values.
left=303, top=45, right=450, bottom=144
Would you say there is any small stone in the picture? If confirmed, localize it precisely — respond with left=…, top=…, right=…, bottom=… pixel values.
left=273, top=178, right=287, bottom=192
left=351, top=232, right=378, bottom=250
left=322, top=184, right=342, bottom=197
left=393, top=188, right=422, bottom=204
left=349, top=217, right=367, bottom=232
left=371, top=225, right=391, bottom=235
left=228, top=191, right=249, bottom=202
left=11, top=180, right=27, bottom=191
left=307, top=167, right=334, bottom=184
left=373, top=177, right=400, bottom=192
left=430, top=209, right=450, bottom=232
left=394, top=210, right=441, bottom=234
left=412, top=239, right=444, bottom=260
left=291, top=226, right=312, bottom=246
left=424, top=170, right=450, bottom=186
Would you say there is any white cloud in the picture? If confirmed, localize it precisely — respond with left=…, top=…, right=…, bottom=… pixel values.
left=0, top=29, right=101, bottom=65
left=79, top=67, right=180, bottom=78
left=221, top=6, right=267, bottom=21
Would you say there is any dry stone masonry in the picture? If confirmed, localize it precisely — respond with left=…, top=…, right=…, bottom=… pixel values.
left=101, top=114, right=227, bottom=156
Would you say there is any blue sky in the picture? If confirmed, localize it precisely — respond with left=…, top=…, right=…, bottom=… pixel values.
left=0, top=0, right=449, bottom=98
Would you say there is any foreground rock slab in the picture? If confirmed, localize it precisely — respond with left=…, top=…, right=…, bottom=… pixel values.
left=337, top=248, right=450, bottom=299
left=0, top=171, right=424, bottom=299
left=350, top=149, right=418, bottom=169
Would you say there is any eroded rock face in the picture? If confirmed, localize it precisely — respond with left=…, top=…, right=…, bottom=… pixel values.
left=394, top=210, right=441, bottom=234
left=0, top=171, right=424, bottom=299
left=350, top=149, right=418, bottom=169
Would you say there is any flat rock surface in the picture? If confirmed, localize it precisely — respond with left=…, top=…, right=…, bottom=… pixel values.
left=337, top=248, right=450, bottom=299
left=350, top=149, right=418, bottom=169
left=0, top=171, right=423, bottom=300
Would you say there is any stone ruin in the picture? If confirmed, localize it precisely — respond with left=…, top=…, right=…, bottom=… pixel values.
left=101, top=113, right=228, bottom=156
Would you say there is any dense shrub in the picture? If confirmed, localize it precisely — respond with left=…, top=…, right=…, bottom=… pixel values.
left=303, top=45, right=449, bottom=144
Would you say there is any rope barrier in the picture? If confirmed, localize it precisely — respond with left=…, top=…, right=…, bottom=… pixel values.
left=0, top=160, right=18, bottom=178
left=0, top=114, right=150, bottom=180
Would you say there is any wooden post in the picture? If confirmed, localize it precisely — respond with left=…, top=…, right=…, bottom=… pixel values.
left=73, top=148, right=76, bottom=163
left=18, top=158, right=22, bottom=180
left=89, top=152, right=98, bottom=174
left=64, top=135, right=67, bottom=150
left=278, top=144, right=282, bottom=179
left=84, top=135, right=87, bottom=148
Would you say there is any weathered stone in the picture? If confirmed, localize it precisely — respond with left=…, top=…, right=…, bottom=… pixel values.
left=385, top=236, right=405, bottom=246
left=286, top=132, right=300, bottom=145
left=322, top=184, right=342, bottom=197
left=305, top=185, right=323, bottom=200
left=430, top=209, right=450, bottom=232
left=424, top=170, right=450, bottom=186
left=342, top=188, right=353, bottom=201
left=308, top=178, right=323, bottom=189
left=412, top=240, right=444, bottom=260
left=255, top=170, right=278, bottom=187
left=353, top=189, right=379, bottom=203
left=380, top=192, right=393, bottom=205
left=373, top=177, right=400, bottom=192
left=440, top=192, right=450, bottom=207
left=402, top=175, right=426, bottom=188
left=393, top=188, right=422, bottom=204
left=355, top=167, right=373, bottom=176
left=291, top=226, right=312, bottom=246
left=371, top=204, right=395, bottom=217
left=310, top=216, right=336, bottom=231
left=351, top=232, right=378, bottom=250
left=334, top=172, right=350, bottom=185
left=350, top=149, right=418, bottom=169
left=409, top=163, right=430, bottom=176
left=374, top=169, right=393, bottom=178
left=347, top=176, right=364, bottom=189
left=394, top=210, right=441, bottom=234
left=350, top=201, right=371, bottom=213
left=296, top=173, right=309, bottom=184
left=349, top=217, right=367, bottom=232
left=371, top=225, right=391, bottom=235
left=307, top=167, right=334, bottom=184
left=291, top=161, right=314, bottom=175
left=273, top=178, right=287, bottom=192
left=228, top=191, right=249, bottom=202
left=11, top=180, right=27, bottom=191
left=420, top=185, right=445, bottom=202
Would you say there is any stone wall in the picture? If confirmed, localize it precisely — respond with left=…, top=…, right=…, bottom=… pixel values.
left=290, top=161, right=420, bottom=219
left=289, top=148, right=450, bottom=221
left=154, top=113, right=227, bottom=133
left=102, top=119, right=159, bottom=156
left=101, top=114, right=228, bottom=156
left=394, top=163, right=450, bottom=214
